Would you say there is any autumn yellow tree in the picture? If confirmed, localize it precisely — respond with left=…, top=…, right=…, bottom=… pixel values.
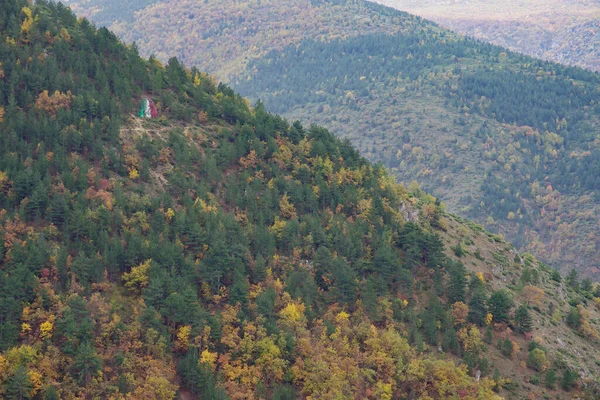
left=451, top=302, right=469, bottom=326
left=200, top=349, right=218, bottom=371
left=279, top=193, right=297, bottom=219
left=123, top=259, right=152, bottom=294
left=20, top=7, right=34, bottom=39
left=175, top=325, right=192, bottom=352
left=128, top=375, right=177, bottom=400
left=39, top=320, right=53, bottom=341
left=457, top=325, right=484, bottom=355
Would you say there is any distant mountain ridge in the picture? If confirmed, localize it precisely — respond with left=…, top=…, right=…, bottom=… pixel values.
left=373, top=0, right=600, bottom=72
left=64, top=0, right=421, bottom=81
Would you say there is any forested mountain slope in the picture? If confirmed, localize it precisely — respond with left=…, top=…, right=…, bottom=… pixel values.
left=2, top=1, right=600, bottom=399
left=373, top=0, right=600, bottom=73
left=232, top=27, right=600, bottom=278
left=61, top=0, right=600, bottom=279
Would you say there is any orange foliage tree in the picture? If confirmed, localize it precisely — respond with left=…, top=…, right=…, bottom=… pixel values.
left=35, top=90, right=73, bottom=117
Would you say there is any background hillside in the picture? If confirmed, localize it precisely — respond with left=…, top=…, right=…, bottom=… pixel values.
left=65, top=0, right=422, bottom=81
left=3, top=1, right=600, bottom=399
left=374, top=0, right=600, bottom=72
left=66, top=0, right=600, bottom=71
left=62, top=0, right=600, bottom=280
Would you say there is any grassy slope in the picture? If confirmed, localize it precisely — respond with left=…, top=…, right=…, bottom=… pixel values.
left=439, top=213, right=600, bottom=398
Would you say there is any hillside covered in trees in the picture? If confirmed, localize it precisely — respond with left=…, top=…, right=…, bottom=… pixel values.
left=374, top=0, right=600, bottom=73
left=2, top=1, right=600, bottom=399
left=62, top=0, right=600, bottom=280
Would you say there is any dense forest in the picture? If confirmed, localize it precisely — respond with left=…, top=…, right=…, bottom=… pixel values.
left=225, top=1, right=600, bottom=278
left=61, top=0, right=600, bottom=279
left=235, top=30, right=600, bottom=196
left=2, top=1, right=600, bottom=399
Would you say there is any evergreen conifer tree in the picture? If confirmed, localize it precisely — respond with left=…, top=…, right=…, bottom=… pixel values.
left=567, top=269, right=579, bottom=291
left=514, top=305, right=533, bottom=334
left=447, top=261, right=467, bottom=304
left=488, top=290, right=513, bottom=323
left=468, top=287, right=488, bottom=326
left=4, top=365, right=33, bottom=400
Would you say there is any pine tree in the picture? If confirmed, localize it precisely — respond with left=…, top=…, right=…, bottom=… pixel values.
left=230, top=265, right=249, bottom=311
left=520, top=268, right=532, bottom=285
left=332, top=258, right=357, bottom=305
left=71, top=343, right=103, bottom=385
left=373, top=242, right=399, bottom=282
left=544, top=369, right=557, bottom=389
left=362, top=276, right=381, bottom=321
left=44, top=386, right=60, bottom=400
left=286, top=267, right=317, bottom=310
left=202, top=234, right=232, bottom=292
left=432, top=268, right=444, bottom=296
left=468, top=287, right=488, bottom=326
left=256, top=287, right=277, bottom=323
left=483, top=326, right=493, bottom=344
left=498, top=338, right=513, bottom=358
left=567, top=269, right=579, bottom=291
left=468, top=271, right=484, bottom=295
left=581, top=278, right=593, bottom=293
left=566, top=307, right=582, bottom=329
left=272, top=385, right=297, bottom=400
left=251, top=253, right=267, bottom=284
left=514, top=305, right=533, bottom=334
left=447, top=261, right=467, bottom=304
left=422, top=232, right=444, bottom=268
left=561, top=368, right=578, bottom=391
left=422, top=295, right=441, bottom=345
left=314, top=247, right=334, bottom=290
left=442, top=327, right=461, bottom=356
left=5, top=364, right=33, bottom=400
left=488, top=290, right=513, bottom=323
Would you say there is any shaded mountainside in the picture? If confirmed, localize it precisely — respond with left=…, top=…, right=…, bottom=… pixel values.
left=65, top=0, right=424, bottom=81
left=374, top=0, right=600, bottom=73
left=3, top=1, right=600, bottom=399
left=428, top=18, right=600, bottom=73
left=61, top=0, right=600, bottom=279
